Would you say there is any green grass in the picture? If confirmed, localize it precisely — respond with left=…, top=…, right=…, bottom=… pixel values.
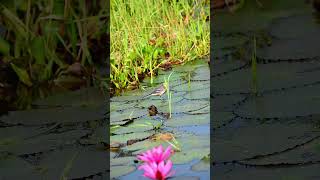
left=110, top=0, right=209, bottom=94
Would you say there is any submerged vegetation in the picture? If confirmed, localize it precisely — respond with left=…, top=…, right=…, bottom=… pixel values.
left=110, top=0, right=209, bottom=95
left=0, top=0, right=108, bottom=110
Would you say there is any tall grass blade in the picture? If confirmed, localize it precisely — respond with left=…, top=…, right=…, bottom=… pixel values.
left=10, top=63, right=33, bottom=87
left=2, top=7, right=30, bottom=39
left=31, top=36, right=46, bottom=64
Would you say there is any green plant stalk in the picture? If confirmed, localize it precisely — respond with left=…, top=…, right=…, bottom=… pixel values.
left=164, top=71, right=174, bottom=118
left=167, top=71, right=174, bottom=97
left=251, top=36, right=258, bottom=96
left=60, top=151, right=79, bottom=180
left=169, top=92, right=172, bottom=118
left=188, top=72, right=191, bottom=90
left=150, top=58, right=153, bottom=84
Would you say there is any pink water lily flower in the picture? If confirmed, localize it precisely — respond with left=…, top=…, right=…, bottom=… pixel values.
left=138, top=160, right=173, bottom=180
left=137, top=145, right=172, bottom=164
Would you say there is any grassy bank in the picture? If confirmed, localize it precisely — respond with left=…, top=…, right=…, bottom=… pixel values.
left=110, top=0, right=210, bottom=95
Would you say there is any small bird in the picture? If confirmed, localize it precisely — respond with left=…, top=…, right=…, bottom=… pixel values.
left=148, top=105, right=158, bottom=116
left=150, top=84, right=166, bottom=96
left=142, top=84, right=167, bottom=99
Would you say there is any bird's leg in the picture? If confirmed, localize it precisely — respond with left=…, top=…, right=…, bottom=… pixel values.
left=160, top=95, right=166, bottom=102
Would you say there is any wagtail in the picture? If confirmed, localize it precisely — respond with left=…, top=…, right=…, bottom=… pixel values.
left=142, top=84, right=167, bottom=99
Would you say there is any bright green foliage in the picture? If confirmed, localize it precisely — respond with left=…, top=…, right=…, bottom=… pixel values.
left=110, top=0, right=209, bottom=92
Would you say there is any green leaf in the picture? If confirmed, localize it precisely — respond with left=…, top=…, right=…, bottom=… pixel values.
left=10, top=63, right=33, bottom=87
left=53, top=0, right=65, bottom=16
left=14, top=35, right=22, bottom=58
left=31, top=36, right=45, bottom=64
left=69, top=20, right=77, bottom=56
left=2, top=7, right=29, bottom=39
left=0, top=36, right=10, bottom=55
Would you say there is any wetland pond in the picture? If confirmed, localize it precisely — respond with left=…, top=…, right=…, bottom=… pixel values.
left=110, top=59, right=210, bottom=179
left=0, top=87, right=108, bottom=179
left=213, top=0, right=320, bottom=179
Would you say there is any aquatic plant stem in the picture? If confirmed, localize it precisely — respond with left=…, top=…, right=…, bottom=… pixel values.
left=251, top=36, right=258, bottom=96
left=169, top=92, right=172, bottom=118
left=188, top=72, right=191, bottom=90
left=165, top=71, right=174, bottom=118
left=60, top=151, right=79, bottom=180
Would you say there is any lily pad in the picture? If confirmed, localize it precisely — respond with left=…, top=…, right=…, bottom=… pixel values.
left=189, top=65, right=210, bottom=81
left=245, top=136, right=320, bottom=165
left=110, top=108, right=146, bottom=124
left=111, top=165, right=136, bottom=179
left=213, top=119, right=320, bottom=162
left=0, top=126, right=50, bottom=148
left=184, top=87, right=209, bottom=100
left=0, top=105, right=105, bottom=126
left=270, top=14, right=320, bottom=40
left=37, top=146, right=109, bottom=179
left=212, top=94, right=247, bottom=111
left=213, top=111, right=236, bottom=129
left=172, top=100, right=208, bottom=113
left=170, top=135, right=210, bottom=164
left=111, top=132, right=154, bottom=145
left=3, top=129, right=90, bottom=155
left=235, top=85, right=320, bottom=119
left=166, top=113, right=209, bottom=127
left=80, top=126, right=108, bottom=145
left=0, top=155, right=41, bottom=179
left=212, top=62, right=320, bottom=95
left=172, top=81, right=209, bottom=92
left=212, top=59, right=247, bottom=77
left=214, top=35, right=248, bottom=50
left=32, top=87, right=105, bottom=108
left=112, top=119, right=160, bottom=134
left=214, top=0, right=309, bottom=33
left=110, top=156, right=136, bottom=166
left=257, top=38, right=320, bottom=60
left=191, top=158, right=210, bottom=172
left=110, top=101, right=139, bottom=112
left=213, top=163, right=320, bottom=180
